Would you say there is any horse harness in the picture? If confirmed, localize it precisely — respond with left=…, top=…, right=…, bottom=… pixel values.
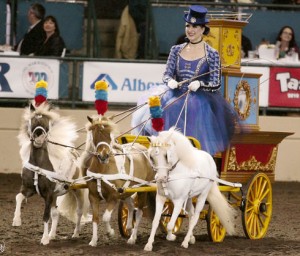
left=150, top=143, right=242, bottom=197
left=86, top=142, right=155, bottom=200
left=23, top=162, right=72, bottom=196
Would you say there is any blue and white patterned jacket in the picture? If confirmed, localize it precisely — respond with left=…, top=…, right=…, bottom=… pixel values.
left=162, top=42, right=221, bottom=92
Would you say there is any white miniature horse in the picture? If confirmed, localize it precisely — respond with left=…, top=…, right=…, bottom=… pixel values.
left=144, top=128, right=237, bottom=251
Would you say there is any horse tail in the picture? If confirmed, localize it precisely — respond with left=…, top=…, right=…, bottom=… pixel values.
left=206, top=182, right=237, bottom=235
left=57, top=188, right=90, bottom=224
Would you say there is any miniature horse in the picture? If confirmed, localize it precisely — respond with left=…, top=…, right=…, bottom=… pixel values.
left=12, top=102, right=89, bottom=245
left=144, top=128, right=237, bottom=251
left=81, top=115, right=155, bottom=246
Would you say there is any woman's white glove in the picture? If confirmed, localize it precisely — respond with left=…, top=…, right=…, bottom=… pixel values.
left=188, top=80, right=200, bottom=91
left=167, top=79, right=178, bottom=89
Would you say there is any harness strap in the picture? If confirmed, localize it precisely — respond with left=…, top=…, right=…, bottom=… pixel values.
left=34, top=172, right=41, bottom=195
left=86, top=169, right=156, bottom=189
left=97, top=179, right=105, bottom=200
left=24, top=162, right=72, bottom=196
left=24, top=162, right=73, bottom=184
left=164, top=172, right=242, bottom=188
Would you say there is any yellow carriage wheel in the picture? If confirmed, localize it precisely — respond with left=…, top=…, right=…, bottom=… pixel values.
left=242, top=172, right=272, bottom=239
left=118, top=200, right=136, bottom=238
left=159, top=201, right=184, bottom=234
left=206, top=207, right=226, bottom=242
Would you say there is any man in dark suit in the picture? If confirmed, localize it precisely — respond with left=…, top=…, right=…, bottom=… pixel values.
left=15, top=3, right=46, bottom=55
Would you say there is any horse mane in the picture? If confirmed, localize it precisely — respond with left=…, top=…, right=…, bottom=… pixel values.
left=18, top=101, right=78, bottom=177
left=84, top=115, right=119, bottom=150
left=159, top=127, right=198, bottom=169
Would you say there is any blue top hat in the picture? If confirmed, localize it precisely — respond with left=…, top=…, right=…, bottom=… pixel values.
left=184, top=5, right=210, bottom=35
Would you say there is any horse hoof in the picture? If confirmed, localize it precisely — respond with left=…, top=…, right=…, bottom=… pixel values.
left=41, top=237, right=50, bottom=245
left=181, top=242, right=189, bottom=249
left=127, top=238, right=136, bottom=245
left=89, top=240, right=97, bottom=247
left=72, top=233, right=80, bottom=238
left=49, top=234, right=56, bottom=240
left=166, top=234, right=176, bottom=241
left=12, top=218, right=21, bottom=226
left=189, top=236, right=196, bottom=244
left=107, top=229, right=115, bottom=237
left=144, top=244, right=153, bottom=251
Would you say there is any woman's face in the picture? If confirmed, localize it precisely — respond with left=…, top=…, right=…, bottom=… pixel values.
left=185, top=23, right=205, bottom=43
left=43, top=19, right=56, bottom=34
left=280, top=27, right=293, bottom=42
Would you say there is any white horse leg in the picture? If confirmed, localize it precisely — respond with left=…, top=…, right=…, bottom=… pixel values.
left=186, top=198, right=196, bottom=244
left=103, top=209, right=115, bottom=237
left=12, top=193, right=25, bottom=226
left=41, top=221, right=50, bottom=245
left=49, top=206, right=59, bottom=240
left=166, top=200, right=184, bottom=241
left=89, top=221, right=98, bottom=247
left=144, top=194, right=166, bottom=252
left=127, top=208, right=143, bottom=244
left=181, top=193, right=207, bottom=248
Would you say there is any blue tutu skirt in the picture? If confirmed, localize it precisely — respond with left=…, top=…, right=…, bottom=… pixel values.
left=131, top=85, right=239, bottom=155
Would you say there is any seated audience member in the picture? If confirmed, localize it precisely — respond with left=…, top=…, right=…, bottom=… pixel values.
left=15, top=3, right=46, bottom=55
left=35, top=15, right=66, bottom=57
left=241, top=34, right=253, bottom=58
left=128, top=0, right=147, bottom=59
left=274, top=25, right=299, bottom=59
left=115, top=5, right=138, bottom=59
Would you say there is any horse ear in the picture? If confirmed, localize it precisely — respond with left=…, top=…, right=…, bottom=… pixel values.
left=107, top=115, right=114, bottom=121
left=30, top=103, right=36, bottom=112
left=147, top=136, right=152, bottom=143
left=87, top=116, right=93, bottom=123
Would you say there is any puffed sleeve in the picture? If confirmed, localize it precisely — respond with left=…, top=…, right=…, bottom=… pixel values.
left=199, top=44, right=221, bottom=92
left=162, top=44, right=182, bottom=84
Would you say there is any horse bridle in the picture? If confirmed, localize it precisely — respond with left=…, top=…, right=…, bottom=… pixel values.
left=28, top=114, right=51, bottom=143
left=150, top=143, right=179, bottom=175
left=93, top=141, right=112, bottom=164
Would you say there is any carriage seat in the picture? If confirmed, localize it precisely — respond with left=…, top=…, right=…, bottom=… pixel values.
left=117, top=134, right=201, bottom=150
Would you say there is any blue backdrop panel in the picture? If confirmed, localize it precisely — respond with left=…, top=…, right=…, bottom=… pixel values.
left=0, top=1, right=7, bottom=45
left=152, top=6, right=300, bottom=56
left=16, top=1, right=84, bottom=50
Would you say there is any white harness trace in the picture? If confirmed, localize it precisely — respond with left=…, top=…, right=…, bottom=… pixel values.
left=86, top=142, right=155, bottom=199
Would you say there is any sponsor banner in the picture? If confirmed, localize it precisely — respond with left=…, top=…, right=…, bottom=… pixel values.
left=82, top=62, right=165, bottom=103
left=0, top=57, right=59, bottom=99
left=269, top=67, right=300, bottom=107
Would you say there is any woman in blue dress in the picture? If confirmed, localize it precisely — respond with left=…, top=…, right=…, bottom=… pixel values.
left=132, top=5, right=239, bottom=155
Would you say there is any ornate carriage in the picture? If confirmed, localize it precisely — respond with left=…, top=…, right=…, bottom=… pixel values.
left=116, top=13, right=292, bottom=242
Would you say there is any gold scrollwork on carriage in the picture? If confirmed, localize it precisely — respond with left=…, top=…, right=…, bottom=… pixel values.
left=234, top=80, right=252, bottom=120
left=227, top=146, right=278, bottom=172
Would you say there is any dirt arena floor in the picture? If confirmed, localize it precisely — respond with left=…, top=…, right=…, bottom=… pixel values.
left=0, top=173, right=299, bottom=256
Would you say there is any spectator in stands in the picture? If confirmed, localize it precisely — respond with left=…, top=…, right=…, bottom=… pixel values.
left=274, top=25, right=299, bottom=59
left=14, top=3, right=46, bottom=55
left=241, top=34, right=253, bottom=58
left=128, top=0, right=147, bottom=59
left=34, top=15, right=66, bottom=57
left=115, top=5, right=139, bottom=59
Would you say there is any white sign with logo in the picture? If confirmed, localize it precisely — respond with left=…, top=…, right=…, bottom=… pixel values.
left=0, top=57, right=59, bottom=99
left=82, top=61, right=166, bottom=103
